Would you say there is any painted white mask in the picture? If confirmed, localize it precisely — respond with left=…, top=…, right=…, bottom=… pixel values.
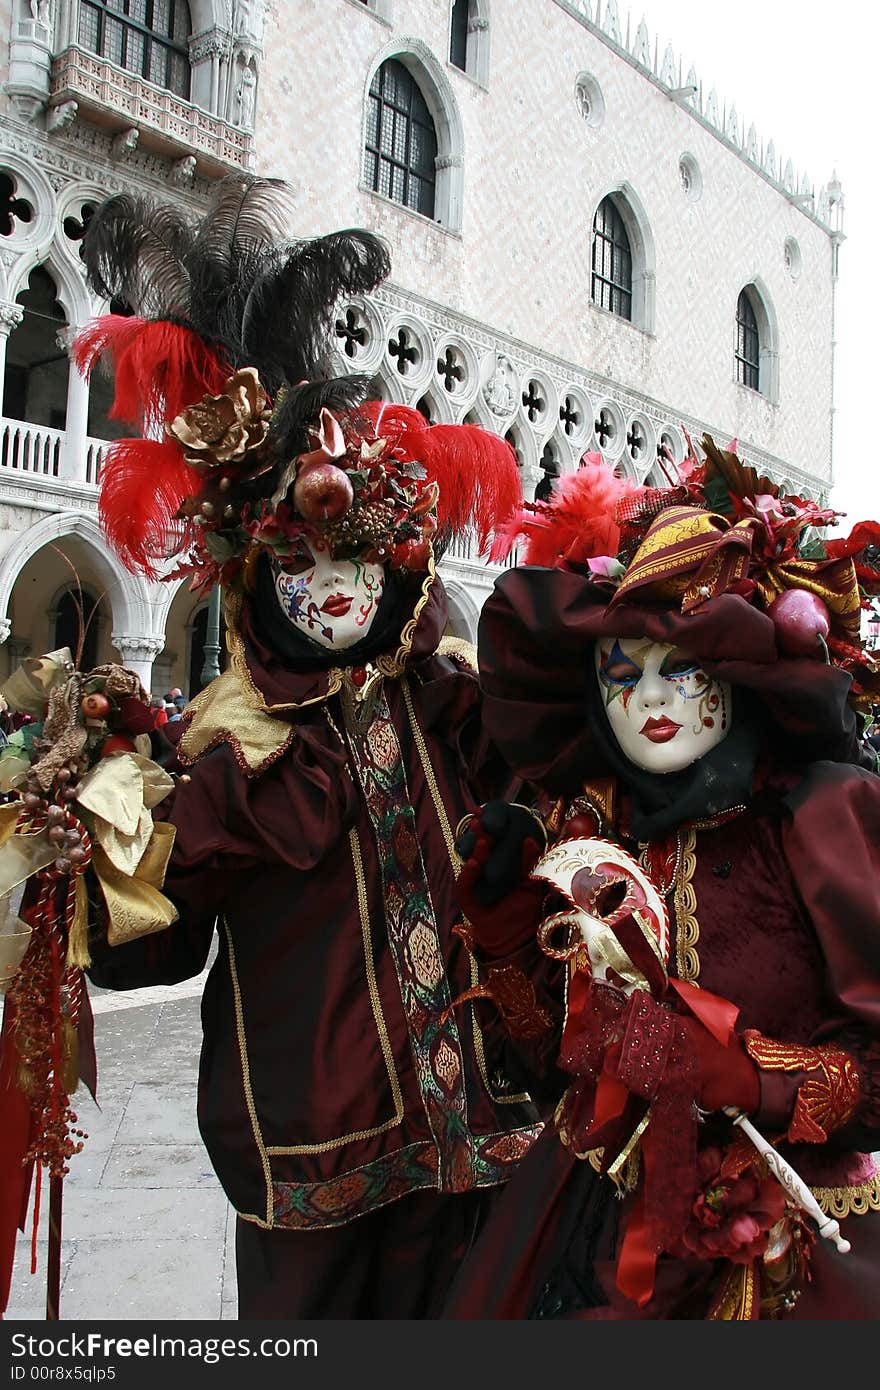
left=272, top=543, right=386, bottom=651
left=594, top=637, right=731, bottom=774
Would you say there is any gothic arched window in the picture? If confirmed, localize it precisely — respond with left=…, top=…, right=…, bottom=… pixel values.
left=591, top=197, right=632, bottom=321
left=450, top=0, right=470, bottom=70
left=364, top=60, right=438, bottom=218
left=735, top=289, right=760, bottom=391
left=78, top=0, right=192, bottom=100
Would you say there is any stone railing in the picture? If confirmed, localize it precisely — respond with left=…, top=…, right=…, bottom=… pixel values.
left=85, top=436, right=107, bottom=486
left=443, top=527, right=518, bottom=569
left=0, top=418, right=63, bottom=477
left=49, top=46, right=252, bottom=173
left=0, top=418, right=109, bottom=488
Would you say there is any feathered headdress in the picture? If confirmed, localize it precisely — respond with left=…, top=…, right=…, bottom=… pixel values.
left=73, top=176, right=521, bottom=588
left=493, top=436, right=880, bottom=713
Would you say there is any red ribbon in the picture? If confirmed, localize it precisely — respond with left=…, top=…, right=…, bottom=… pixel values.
left=669, top=978, right=739, bottom=1043
left=0, top=1000, right=35, bottom=1319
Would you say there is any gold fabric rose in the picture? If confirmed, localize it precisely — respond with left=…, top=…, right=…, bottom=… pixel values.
left=167, top=367, right=271, bottom=472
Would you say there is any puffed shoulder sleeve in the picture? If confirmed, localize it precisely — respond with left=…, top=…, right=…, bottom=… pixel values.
left=88, top=726, right=357, bottom=990
left=747, top=762, right=880, bottom=1150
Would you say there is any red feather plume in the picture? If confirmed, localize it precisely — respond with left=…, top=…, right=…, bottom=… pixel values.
left=97, top=437, right=201, bottom=578
left=73, top=317, right=232, bottom=577
left=72, top=316, right=231, bottom=432
left=358, top=402, right=522, bottom=552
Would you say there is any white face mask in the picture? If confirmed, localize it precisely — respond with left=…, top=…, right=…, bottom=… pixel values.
left=272, top=543, right=386, bottom=651
left=594, top=637, right=731, bottom=774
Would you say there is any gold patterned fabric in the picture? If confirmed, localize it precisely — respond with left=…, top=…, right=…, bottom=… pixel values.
left=750, top=555, right=862, bottom=640
left=812, top=1170, right=880, bottom=1219
left=608, top=503, right=862, bottom=638
left=178, top=668, right=296, bottom=774
left=744, top=1033, right=862, bottom=1142
left=611, top=506, right=756, bottom=611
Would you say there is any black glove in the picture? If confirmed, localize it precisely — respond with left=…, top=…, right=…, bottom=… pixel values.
left=455, top=801, right=549, bottom=955
left=456, top=800, right=547, bottom=907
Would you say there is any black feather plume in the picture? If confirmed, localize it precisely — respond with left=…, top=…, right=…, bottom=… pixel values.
left=268, top=376, right=373, bottom=461
left=184, top=175, right=293, bottom=356
left=80, top=194, right=194, bottom=318
left=238, top=229, right=391, bottom=391
left=79, top=175, right=391, bottom=399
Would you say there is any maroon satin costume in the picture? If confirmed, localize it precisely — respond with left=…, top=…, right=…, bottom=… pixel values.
left=443, top=567, right=880, bottom=1320
left=87, top=574, right=549, bottom=1318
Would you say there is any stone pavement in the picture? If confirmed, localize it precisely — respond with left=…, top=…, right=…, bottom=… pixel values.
left=4, top=946, right=237, bottom=1323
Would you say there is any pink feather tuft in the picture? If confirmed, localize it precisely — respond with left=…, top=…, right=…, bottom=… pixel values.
left=97, top=437, right=201, bottom=578
left=490, top=457, right=641, bottom=568
left=358, top=402, right=522, bottom=552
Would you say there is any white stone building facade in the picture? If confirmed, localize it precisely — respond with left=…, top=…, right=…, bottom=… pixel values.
left=0, top=0, right=844, bottom=695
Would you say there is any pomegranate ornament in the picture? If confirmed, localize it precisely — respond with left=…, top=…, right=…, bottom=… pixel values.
left=292, top=460, right=354, bottom=523
left=767, top=588, right=831, bottom=658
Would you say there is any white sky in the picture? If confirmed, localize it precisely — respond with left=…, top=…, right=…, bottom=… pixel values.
left=634, top=0, right=878, bottom=531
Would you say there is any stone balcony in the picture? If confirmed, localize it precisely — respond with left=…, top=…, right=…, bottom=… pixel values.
left=48, top=46, right=253, bottom=175
left=0, top=416, right=105, bottom=486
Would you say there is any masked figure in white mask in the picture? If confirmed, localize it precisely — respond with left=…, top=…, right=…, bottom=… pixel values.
left=446, top=442, right=880, bottom=1321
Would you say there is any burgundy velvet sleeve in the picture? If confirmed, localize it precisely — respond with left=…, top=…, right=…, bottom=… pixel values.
left=415, top=652, right=524, bottom=805
left=89, top=725, right=356, bottom=991
left=764, top=761, right=880, bottom=1147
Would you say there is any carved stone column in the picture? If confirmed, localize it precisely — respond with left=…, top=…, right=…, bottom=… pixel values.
left=189, top=27, right=231, bottom=115
left=57, top=323, right=88, bottom=482
left=520, top=465, right=543, bottom=504
left=0, top=303, right=25, bottom=387
left=111, top=635, right=165, bottom=694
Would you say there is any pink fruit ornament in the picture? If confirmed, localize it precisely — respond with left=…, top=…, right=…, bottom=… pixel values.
left=767, top=588, right=831, bottom=657
left=292, top=461, right=354, bottom=523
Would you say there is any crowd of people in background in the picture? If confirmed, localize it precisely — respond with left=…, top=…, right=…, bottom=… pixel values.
left=0, top=684, right=188, bottom=750
left=148, top=688, right=187, bottom=728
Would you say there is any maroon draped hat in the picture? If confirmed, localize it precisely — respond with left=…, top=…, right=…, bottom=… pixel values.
left=481, top=437, right=879, bottom=793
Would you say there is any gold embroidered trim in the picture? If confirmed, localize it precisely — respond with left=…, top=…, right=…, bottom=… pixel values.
left=746, top=1035, right=814, bottom=1069
left=811, top=1171, right=880, bottom=1219
left=401, top=676, right=531, bottom=1109
left=606, top=1110, right=650, bottom=1181
left=437, top=635, right=478, bottom=672
left=707, top=1261, right=759, bottom=1320
left=374, top=550, right=436, bottom=683
left=265, top=826, right=404, bottom=1155
left=673, top=827, right=699, bottom=983
left=744, top=1034, right=861, bottom=1142
left=223, top=915, right=274, bottom=1228
left=178, top=667, right=296, bottom=772
left=559, top=1130, right=640, bottom=1194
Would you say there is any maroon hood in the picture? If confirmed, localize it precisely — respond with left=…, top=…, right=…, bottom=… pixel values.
left=235, top=568, right=449, bottom=712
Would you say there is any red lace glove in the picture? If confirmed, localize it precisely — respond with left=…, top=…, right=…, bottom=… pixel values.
left=678, top=1015, right=760, bottom=1115
left=455, top=800, right=547, bottom=957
